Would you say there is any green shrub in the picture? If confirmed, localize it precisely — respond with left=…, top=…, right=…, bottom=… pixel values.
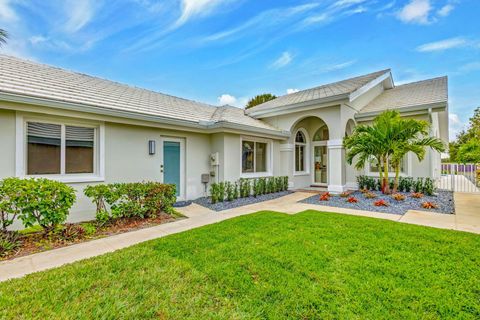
left=81, top=223, right=97, bottom=236
left=60, top=224, right=86, bottom=241
left=218, top=182, right=226, bottom=203
left=12, top=178, right=76, bottom=233
left=239, top=179, right=251, bottom=198
left=0, top=231, right=21, bottom=257
left=283, top=176, right=289, bottom=191
left=84, top=182, right=177, bottom=223
left=423, top=178, right=435, bottom=196
left=414, top=178, right=424, bottom=193
left=253, top=179, right=259, bottom=197
left=0, top=177, right=24, bottom=232
left=210, top=183, right=219, bottom=204
left=226, top=182, right=234, bottom=201
left=233, top=182, right=239, bottom=200
left=267, top=177, right=275, bottom=194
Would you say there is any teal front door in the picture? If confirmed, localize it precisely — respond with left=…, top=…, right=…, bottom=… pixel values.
left=163, top=140, right=182, bottom=198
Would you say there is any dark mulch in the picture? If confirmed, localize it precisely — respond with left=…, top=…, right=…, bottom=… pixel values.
left=193, top=191, right=293, bottom=211
left=299, top=190, right=455, bottom=215
left=2, top=214, right=180, bottom=261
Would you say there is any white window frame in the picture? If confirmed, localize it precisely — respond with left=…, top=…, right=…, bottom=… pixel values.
left=294, top=128, right=310, bottom=176
left=15, top=113, right=105, bottom=183
left=365, top=154, right=411, bottom=177
left=240, top=136, right=273, bottom=178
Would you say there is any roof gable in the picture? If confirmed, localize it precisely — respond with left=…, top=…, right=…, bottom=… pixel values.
left=245, top=69, right=392, bottom=117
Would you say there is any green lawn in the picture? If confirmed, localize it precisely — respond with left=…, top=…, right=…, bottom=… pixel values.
left=1, top=211, right=479, bottom=319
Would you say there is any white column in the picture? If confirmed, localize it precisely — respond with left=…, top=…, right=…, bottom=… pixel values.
left=327, top=139, right=346, bottom=193
left=280, top=143, right=294, bottom=189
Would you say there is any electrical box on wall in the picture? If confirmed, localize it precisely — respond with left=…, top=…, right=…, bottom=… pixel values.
left=210, top=152, right=219, bottom=166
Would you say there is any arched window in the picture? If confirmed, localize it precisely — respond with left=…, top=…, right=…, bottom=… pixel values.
left=313, top=126, right=329, bottom=141
left=295, top=129, right=308, bottom=173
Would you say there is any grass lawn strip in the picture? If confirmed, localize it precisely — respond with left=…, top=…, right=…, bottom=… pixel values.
left=0, top=210, right=478, bottom=319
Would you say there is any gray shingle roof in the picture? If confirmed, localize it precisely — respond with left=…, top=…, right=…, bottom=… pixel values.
left=0, top=55, right=280, bottom=133
left=246, top=69, right=391, bottom=114
left=359, top=76, right=448, bottom=114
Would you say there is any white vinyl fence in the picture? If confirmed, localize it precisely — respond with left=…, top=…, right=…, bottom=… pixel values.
left=437, top=163, right=479, bottom=193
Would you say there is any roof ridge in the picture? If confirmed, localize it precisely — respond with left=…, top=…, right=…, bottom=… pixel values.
left=393, top=76, right=448, bottom=88
left=0, top=54, right=219, bottom=110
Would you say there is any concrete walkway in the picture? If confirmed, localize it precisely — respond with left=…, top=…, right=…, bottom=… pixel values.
left=1, top=192, right=479, bottom=282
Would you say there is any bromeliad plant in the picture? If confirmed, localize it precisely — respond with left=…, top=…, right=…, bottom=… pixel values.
left=422, top=201, right=438, bottom=209
left=391, top=193, right=406, bottom=201
left=346, top=196, right=358, bottom=203
left=374, top=199, right=389, bottom=207
left=319, top=192, right=331, bottom=201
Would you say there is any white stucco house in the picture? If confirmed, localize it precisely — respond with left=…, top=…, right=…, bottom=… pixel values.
left=0, top=55, right=449, bottom=222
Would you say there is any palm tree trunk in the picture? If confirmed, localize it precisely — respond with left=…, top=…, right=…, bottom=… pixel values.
left=383, top=156, right=390, bottom=194
left=393, top=164, right=400, bottom=193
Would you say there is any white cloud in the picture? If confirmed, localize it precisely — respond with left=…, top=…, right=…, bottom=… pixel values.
left=437, top=4, right=454, bottom=17
left=218, top=94, right=237, bottom=105
left=271, top=51, right=293, bottom=69
left=459, top=61, right=480, bottom=73
left=397, top=0, right=432, bottom=24
left=416, top=37, right=467, bottom=52
left=449, top=113, right=466, bottom=141
left=64, top=0, right=96, bottom=33
left=322, top=60, right=357, bottom=72
left=0, top=0, right=17, bottom=22
left=175, top=0, right=234, bottom=28
left=29, top=35, right=47, bottom=45
left=287, top=88, right=299, bottom=94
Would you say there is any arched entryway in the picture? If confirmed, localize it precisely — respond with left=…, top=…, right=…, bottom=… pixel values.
left=290, top=116, right=330, bottom=188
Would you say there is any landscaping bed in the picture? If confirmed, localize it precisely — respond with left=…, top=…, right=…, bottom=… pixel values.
left=1, top=213, right=180, bottom=261
left=194, top=190, right=292, bottom=211
left=299, top=190, right=455, bottom=215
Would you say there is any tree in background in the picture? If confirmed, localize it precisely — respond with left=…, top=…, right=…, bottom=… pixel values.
left=245, top=94, right=277, bottom=109
left=457, top=138, right=480, bottom=164
left=449, top=107, right=480, bottom=162
left=0, top=29, right=7, bottom=47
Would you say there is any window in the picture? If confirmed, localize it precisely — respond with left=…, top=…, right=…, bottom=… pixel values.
left=26, top=121, right=96, bottom=176
left=295, top=130, right=307, bottom=173
left=313, top=126, right=329, bottom=141
left=241, top=138, right=270, bottom=174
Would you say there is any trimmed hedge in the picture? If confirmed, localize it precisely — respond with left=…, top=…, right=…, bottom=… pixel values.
left=0, top=177, right=76, bottom=233
left=84, top=182, right=177, bottom=224
left=357, top=175, right=436, bottom=196
left=210, top=176, right=288, bottom=204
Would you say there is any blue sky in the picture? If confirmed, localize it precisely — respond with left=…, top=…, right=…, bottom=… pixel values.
left=0, top=0, right=479, bottom=140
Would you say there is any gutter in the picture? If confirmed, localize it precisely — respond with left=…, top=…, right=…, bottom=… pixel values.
left=354, top=102, right=447, bottom=120
left=0, top=91, right=289, bottom=139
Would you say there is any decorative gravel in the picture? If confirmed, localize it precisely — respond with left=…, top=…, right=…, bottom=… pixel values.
left=299, top=190, right=455, bottom=215
left=193, top=191, right=293, bottom=212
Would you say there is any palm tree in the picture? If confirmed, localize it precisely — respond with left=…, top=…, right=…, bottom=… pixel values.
left=389, top=118, right=445, bottom=192
left=344, top=125, right=387, bottom=190
left=0, top=29, right=7, bottom=47
left=344, top=110, right=445, bottom=194
left=245, top=93, right=277, bottom=109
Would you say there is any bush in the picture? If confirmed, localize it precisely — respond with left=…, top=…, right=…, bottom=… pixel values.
left=60, top=224, right=86, bottom=241
left=0, top=231, right=21, bottom=257
left=0, top=177, right=24, bottom=232
left=239, top=179, right=251, bottom=198
left=84, top=182, right=177, bottom=223
left=423, top=178, right=435, bottom=196
left=226, top=182, right=234, bottom=201
left=11, top=178, right=76, bottom=233
left=414, top=178, right=424, bottom=193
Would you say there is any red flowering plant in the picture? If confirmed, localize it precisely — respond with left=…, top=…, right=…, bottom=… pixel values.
left=346, top=196, right=358, bottom=203
left=422, top=201, right=438, bottom=209
left=373, top=199, right=389, bottom=207
left=319, top=192, right=331, bottom=201
left=411, top=192, right=424, bottom=199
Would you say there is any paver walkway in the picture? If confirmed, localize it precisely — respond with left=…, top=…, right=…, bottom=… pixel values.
left=1, top=192, right=479, bottom=282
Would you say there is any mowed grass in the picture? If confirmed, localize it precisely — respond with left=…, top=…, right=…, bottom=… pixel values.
left=1, top=211, right=479, bottom=319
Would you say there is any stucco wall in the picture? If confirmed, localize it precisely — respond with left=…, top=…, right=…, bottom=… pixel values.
left=0, top=109, right=212, bottom=224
